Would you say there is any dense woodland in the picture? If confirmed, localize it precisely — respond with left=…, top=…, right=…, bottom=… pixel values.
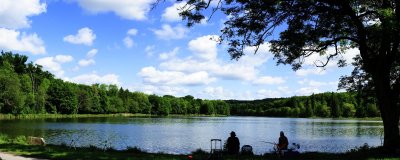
left=0, top=51, right=379, bottom=117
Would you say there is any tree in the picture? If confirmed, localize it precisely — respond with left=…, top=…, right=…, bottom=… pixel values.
left=47, top=79, right=78, bottom=114
left=330, top=93, right=341, bottom=118
left=176, top=0, right=400, bottom=149
left=0, top=61, right=25, bottom=114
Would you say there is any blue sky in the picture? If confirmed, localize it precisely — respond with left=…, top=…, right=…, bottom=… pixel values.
left=0, top=0, right=359, bottom=100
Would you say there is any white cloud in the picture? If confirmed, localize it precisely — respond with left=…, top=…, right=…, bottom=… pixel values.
left=188, top=35, right=219, bottom=61
left=68, top=73, right=121, bottom=86
left=76, top=0, right=155, bottom=20
left=123, top=36, right=134, bottom=48
left=54, top=55, right=73, bottom=63
left=127, top=28, right=138, bottom=36
left=257, top=89, right=282, bottom=98
left=296, top=68, right=326, bottom=76
left=35, top=55, right=73, bottom=77
left=295, top=87, right=320, bottom=96
left=138, top=66, right=215, bottom=86
left=78, top=49, right=97, bottom=67
left=63, top=27, right=96, bottom=46
left=198, top=87, right=258, bottom=100
left=132, top=84, right=189, bottom=96
left=160, top=42, right=270, bottom=81
left=86, top=49, right=97, bottom=58
left=202, top=86, right=234, bottom=100
left=145, top=45, right=156, bottom=56
left=153, top=24, right=188, bottom=40
left=298, top=79, right=337, bottom=88
left=294, top=79, right=338, bottom=96
left=78, top=59, right=95, bottom=67
left=162, top=2, right=187, bottom=22
left=0, top=0, right=46, bottom=29
left=301, top=47, right=360, bottom=70
left=0, top=28, right=46, bottom=54
left=159, top=47, right=179, bottom=60
left=253, top=76, right=285, bottom=85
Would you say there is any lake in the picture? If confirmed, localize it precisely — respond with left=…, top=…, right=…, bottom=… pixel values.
left=0, top=116, right=383, bottom=155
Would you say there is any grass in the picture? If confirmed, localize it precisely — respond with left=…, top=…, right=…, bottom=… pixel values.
left=0, top=113, right=151, bottom=120
left=0, top=113, right=229, bottom=120
left=0, top=134, right=398, bottom=160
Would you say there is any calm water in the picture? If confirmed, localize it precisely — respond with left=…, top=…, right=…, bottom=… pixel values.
left=0, top=116, right=383, bottom=154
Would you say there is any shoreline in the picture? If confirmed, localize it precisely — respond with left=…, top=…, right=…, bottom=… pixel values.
left=0, top=113, right=381, bottom=121
left=0, top=134, right=398, bottom=160
left=0, top=143, right=398, bottom=160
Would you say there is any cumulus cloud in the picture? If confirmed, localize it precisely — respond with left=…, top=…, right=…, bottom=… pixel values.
left=202, top=86, right=234, bottom=100
left=297, top=47, right=360, bottom=77
left=127, top=28, right=138, bottom=36
left=131, top=84, right=189, bottom=96
left=86, top=49, right=97, bottom=58
left=138, top=66, right=215, bottom=86
left=76, top=0, right=155, bottom=20
left=78, top=59, right=95, bottom=67
left=145, top=45, right=156, bottom=56
left=295, top=67, right=326, bottom=76
left=253, top=76, right=285, bottom=85
left=35, top=55, right=73, bottom=77
left=162, top=2, right=187, bottom=22
left=68, top=73, right=121, bottom=86
left=123, top=36, right=134, bottom=48
left=257, top=89, right=282, bottom=98
left=54, top=55, right=73, bottom=63
left=159, top=47, right=179, bottom=60
left=63, top=27, right=96, bottom=46
left=188, top=35, right=219, bottom=61
left=78, top=49, right=97, bottom=67
left=0, top=0, right=46, bottom=29
left=199, top=87, right=258, bottom=100
left=303, top=47, right=359, bottom=67
left=153, top=24, right=188, bottom=40
left=160, top=40, right=270, bottom=81
left=0, top=28, right=46, bottom=54
left=137, top=36, right=277, bottom=99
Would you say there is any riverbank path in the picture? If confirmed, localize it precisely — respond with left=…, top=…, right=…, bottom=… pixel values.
left=0, top=152, right=47, bottom=160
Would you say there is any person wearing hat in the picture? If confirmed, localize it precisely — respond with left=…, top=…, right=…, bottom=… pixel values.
left=226, top=131, right=240, bottom=155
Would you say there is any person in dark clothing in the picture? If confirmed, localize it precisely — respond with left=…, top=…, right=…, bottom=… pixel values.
left=226, top=131, right=240, bottom=155
left=277, top=131, right=289, bottom=156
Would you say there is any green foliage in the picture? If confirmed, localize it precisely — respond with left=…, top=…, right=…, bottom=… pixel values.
left=0, top=51, right=381, bottom=118
left=342, top=103, right=356, bottom=117
left=226, top=92, right=379, bottom=118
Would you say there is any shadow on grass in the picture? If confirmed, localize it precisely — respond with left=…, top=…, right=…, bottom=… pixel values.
left=0, top=143, right=399, bottom=160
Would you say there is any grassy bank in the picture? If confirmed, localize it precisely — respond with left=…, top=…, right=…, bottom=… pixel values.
left=0, top=113, right=152, bottom=120
left=0, top=135, right=398, bottom=160
left=0, top=113, right=229, bottom=120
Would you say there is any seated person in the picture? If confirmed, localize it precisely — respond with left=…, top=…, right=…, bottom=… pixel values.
left=226, top=131, right=240, bottom=155
left=277, top=131, right=288, bottom=156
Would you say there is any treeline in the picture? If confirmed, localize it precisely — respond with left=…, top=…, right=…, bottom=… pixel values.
left=0, top=51, right=229, bottom=116
left=227, top=92, right=380, bottom=118
left=0, top=51, right=380, bottom=118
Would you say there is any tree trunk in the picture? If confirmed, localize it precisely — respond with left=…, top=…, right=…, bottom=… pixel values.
left=379, top=96, right=400, bottom=150
left=372, top=67, right=400, bottom=151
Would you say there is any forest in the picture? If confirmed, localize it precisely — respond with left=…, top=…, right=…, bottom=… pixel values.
left=0, top=51, right=379, bottom=117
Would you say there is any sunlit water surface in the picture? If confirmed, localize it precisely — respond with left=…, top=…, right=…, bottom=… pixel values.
left=0, top=116, right=383, bottom=154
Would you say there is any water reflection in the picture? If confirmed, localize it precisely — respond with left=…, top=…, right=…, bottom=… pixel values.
left=0, top=117, right=384, bottom=154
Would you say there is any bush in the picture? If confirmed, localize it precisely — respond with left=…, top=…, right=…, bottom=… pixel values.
left=13, top=136, right=27, bottom=144
left=0, top=134, right=8, bottom=143
left=126, top=146, right=145, bottom=153
left=348, top=143, right=370, bottom=153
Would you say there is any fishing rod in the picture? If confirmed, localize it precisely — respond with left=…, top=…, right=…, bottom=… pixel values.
left=260, top=141, right=276, bottom=145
